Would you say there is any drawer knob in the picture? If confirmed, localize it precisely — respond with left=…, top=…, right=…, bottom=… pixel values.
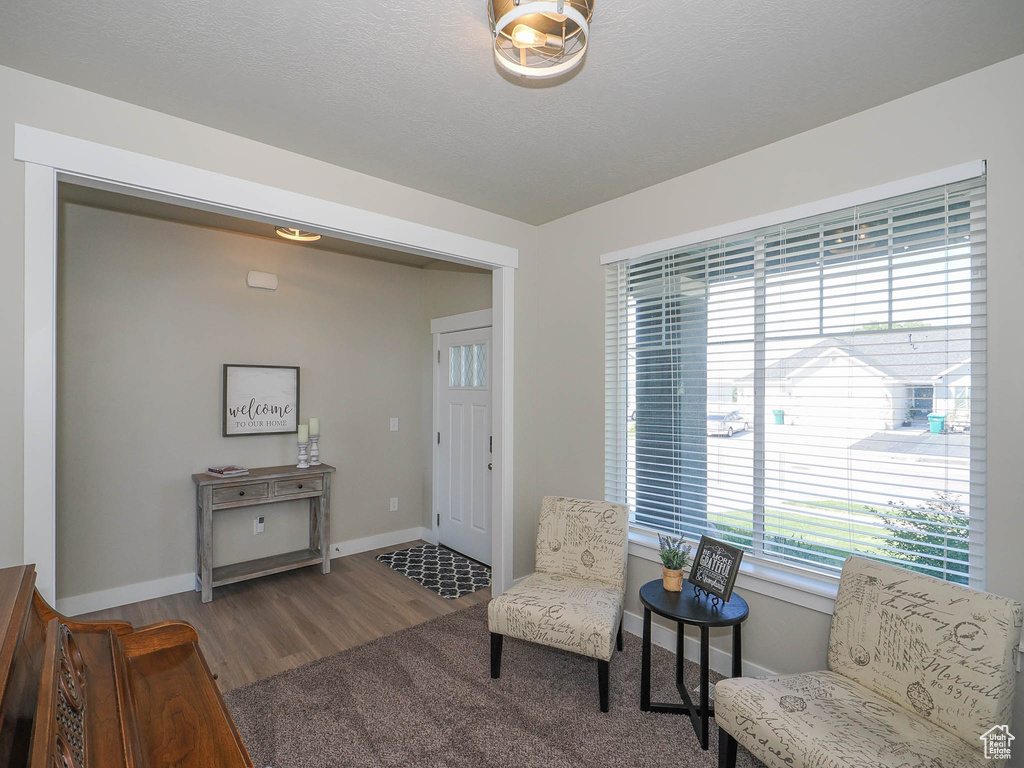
left=298, top=484, right=303, bottom=489
left=239, top=491, right=245, bottom=496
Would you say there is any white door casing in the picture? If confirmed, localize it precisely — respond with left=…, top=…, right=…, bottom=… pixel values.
left=435, top=326, right=492, bottom=564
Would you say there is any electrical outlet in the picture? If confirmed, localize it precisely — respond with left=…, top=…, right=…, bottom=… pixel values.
left=390, top=417, right=399, bottom=431
left=254, top=516, right=265, bottom=535
left=389, top=497, right=399, bottom=512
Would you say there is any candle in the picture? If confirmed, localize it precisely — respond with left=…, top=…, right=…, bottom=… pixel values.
left=309, top=417, right=319, bottom=436
left=297, top=424, right=309, bottom=443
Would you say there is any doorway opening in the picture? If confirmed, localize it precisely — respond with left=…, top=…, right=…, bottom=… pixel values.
left=18, top=125, right=516, bottom=607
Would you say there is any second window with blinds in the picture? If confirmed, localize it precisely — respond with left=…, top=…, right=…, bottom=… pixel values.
left=605, top=176, right=986, bottom=587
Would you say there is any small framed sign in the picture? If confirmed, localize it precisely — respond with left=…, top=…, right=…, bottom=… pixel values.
left=687, top=536, right=744, bottom=602
left=223, top=364, right=300, bottom=436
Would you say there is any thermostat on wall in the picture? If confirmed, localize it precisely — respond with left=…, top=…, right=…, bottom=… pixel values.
left=247, top=270, right=278, bottom=291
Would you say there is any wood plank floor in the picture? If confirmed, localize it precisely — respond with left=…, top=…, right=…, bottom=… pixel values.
left=77, top=541, right=491, bottom=692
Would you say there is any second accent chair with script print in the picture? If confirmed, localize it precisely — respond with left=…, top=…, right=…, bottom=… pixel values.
left=488, top=496, right=629, bottom=712
left=715, top=555, right=1023, bottom=768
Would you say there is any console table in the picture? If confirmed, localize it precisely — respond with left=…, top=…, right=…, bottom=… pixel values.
left=192, top=464, right=335, bottom=602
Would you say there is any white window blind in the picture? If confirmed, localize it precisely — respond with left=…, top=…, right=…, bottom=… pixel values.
left=606, top=176, right=986, bottom=586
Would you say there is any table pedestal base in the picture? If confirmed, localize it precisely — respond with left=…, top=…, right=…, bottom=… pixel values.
left=640, top=609, right=742, bottom=750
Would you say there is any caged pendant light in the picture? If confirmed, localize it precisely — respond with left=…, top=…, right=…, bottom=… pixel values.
left=489, top=0, right=594, bottom=78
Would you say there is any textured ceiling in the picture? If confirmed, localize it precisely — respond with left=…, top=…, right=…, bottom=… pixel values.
left=3, top=1, right=1024, bottom=225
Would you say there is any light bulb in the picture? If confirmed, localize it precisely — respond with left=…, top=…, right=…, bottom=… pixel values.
left=511, top=23, right=561, bottom=49
left=275, top=227, right=321, bottom=242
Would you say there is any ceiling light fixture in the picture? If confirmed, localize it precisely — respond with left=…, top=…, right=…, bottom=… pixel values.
left=489, top=0, right=593, bottom=79
left=275, top=227, right=321, bottom=242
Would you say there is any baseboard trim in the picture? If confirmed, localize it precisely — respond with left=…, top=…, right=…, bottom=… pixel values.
left=58, top=527, right=434, bottom=616
left=622, top=609, right=775, bottom=679
left=57, top=572, right=196, bottom=617
left=329, top=527, right=432, bottom=559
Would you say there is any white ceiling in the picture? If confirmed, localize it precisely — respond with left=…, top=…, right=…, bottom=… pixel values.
left=3, top=1, right=1023, bottom=225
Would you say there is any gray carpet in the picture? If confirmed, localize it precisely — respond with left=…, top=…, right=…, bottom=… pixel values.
left=225, top=604, right=756, bottom=767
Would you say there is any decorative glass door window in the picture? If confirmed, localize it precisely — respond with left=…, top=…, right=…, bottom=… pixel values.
left=450, top=343, right=488, bottom=388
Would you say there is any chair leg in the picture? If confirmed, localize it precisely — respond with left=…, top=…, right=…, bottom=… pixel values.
left=718, top=727, right=737, bottom=768
left=616, top=617, right=624, bottom=652
left=598, top=659, right=610, bottom=712
left=490, top=633, right=503, bottom=679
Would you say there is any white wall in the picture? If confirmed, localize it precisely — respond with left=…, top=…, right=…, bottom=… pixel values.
left=521, top=53, right=1024, bottom=729
left=0, top=63, right=533, bottom=572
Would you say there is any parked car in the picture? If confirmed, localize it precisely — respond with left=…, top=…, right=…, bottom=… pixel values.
left=707, top=411, right=748, bottom=437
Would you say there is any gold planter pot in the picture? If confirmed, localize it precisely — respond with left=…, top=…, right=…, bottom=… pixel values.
left=662, top=567, right=684, bottom=592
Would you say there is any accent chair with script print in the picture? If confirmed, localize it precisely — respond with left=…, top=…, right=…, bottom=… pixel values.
left=715, top=555, right=1022, bottom=768
left=487, top=496, right=629, bottom=712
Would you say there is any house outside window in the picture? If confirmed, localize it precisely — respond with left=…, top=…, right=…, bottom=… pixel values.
left=606, top=175, right=987, bottom=586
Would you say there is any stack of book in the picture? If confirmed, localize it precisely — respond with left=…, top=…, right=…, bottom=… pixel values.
left=207, top=465, right=249, bottom=477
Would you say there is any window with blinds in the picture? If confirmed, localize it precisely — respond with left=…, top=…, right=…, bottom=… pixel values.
left=606, top=176, right=987, bottom=586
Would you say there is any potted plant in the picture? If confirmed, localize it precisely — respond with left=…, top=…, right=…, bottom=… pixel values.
left=658, top=534, right=691, bottom=592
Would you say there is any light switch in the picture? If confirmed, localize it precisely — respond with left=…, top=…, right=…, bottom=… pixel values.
left=390, top=497, right=399, bottom=512
left=390, top=418, right=399, bottom=431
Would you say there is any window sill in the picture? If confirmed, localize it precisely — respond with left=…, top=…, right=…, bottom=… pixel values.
left=628, top=529, right=839, bottom=615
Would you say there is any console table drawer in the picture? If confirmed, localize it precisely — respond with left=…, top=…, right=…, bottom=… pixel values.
left=212, top=483, right=269, bottom=505
left=274, top=477, right=323, bottom=496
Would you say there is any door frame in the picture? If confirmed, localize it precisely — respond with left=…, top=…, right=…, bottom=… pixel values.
left=16, top=125, right=516, bottom=602
left=431, top=310, right=494, bottom=562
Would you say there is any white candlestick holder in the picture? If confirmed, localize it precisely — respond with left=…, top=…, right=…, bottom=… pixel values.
left=309, top=434, right=321, bottom=466
left=296, top=442, right=310, bottom=469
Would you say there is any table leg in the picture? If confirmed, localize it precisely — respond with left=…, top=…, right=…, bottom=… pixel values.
left=699, top=625, right=710, bottom=750
left=309, top=497, right=320, bottom=558
left=641, top=608, right=652, bottom=711
left=194, top=498, right=202, bottom=593
left=201, top=488, right=213, bottom=603
left=732, top=623, right=743, bottom=678
left=320, top=474, right=332, bottom=574
left=675, top=620, right=685, bottom=690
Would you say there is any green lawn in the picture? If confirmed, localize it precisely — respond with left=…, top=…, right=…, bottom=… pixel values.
left=712, top=501, right=886, bottom=542
left=705, top=497, right=968, bottom=582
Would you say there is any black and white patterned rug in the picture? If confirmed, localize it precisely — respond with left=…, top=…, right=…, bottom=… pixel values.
left=376, top=544, right=490, bottom=599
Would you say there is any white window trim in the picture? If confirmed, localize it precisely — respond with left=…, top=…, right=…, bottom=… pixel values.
left=629, top=528, right=839, bottom=614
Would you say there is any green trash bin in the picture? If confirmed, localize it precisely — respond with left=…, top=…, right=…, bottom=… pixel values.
left=928, top=413, right=946, bottom=433
left=772, top=409, right=785, bottom=425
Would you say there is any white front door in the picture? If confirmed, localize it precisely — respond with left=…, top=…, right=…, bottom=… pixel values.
left=436, top=327, right=492, bottom=564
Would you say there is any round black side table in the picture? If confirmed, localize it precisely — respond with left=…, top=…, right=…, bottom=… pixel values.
left=639, top=579, right=749, bottom=750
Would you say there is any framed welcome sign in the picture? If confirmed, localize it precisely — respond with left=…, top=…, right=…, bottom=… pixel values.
left=223, top=364, right=300, bottom=436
